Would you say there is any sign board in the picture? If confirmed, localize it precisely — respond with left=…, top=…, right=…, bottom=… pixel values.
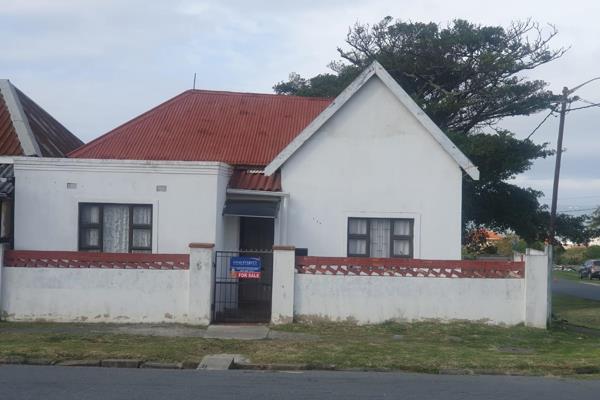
left=229, top=256, right=262, bottom=279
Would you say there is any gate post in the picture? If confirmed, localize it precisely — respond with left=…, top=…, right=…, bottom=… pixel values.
left=271, top=245, right=295, bottom=324
left=188, top=243, right=214, bottom=325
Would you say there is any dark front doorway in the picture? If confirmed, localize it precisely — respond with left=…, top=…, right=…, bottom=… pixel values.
left=239, top=217, right=274, bottom=251
left=212, top=217, right=274, bottom=323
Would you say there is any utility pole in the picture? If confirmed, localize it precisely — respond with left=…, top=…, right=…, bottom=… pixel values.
left=548, top=77, right=600, bottom=244
left=548, top=87, right=569, bottom=244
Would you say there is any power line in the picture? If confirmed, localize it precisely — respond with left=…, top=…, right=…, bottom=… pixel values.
left=567, top=102, right=600, bottom=112
left=526, top=110, right=555, bottom=140
left=525, top=100, right=600, bottom=140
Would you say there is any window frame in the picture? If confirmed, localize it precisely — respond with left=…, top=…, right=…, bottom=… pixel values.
left=347, top=217, right=414, bottom=258
left=78, top=203, right=153, bottom=253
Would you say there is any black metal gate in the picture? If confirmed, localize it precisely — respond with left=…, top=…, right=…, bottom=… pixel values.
left=212, top=250, right=273, bottom=323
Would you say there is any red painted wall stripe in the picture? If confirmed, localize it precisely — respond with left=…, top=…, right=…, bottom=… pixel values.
left=295, top=256, right=524, bottom=279
left=4, top=250, right=189, bottom=270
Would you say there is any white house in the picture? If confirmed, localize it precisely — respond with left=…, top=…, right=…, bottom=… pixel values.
left=0, top=62, right=550, bottom=329
left=10, top=62, right=478, bottom=259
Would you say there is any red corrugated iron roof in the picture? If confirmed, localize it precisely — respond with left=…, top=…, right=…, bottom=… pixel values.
left=0, top=91, right=24, bottom=156
left=228, top=169, right=282, bottom=192
left=69, top=90, right=332, bottom=166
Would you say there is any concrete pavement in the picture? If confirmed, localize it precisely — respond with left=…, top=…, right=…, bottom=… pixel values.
left=1, top=365, right=599, bottom=400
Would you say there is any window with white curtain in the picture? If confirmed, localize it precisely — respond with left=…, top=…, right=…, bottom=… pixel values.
left=347, top=217, right=413, bottom=258
left=78, top=203, right=152, bottom=253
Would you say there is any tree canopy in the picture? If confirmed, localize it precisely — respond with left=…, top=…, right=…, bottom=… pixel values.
left=274, top=17, right=593, bottom=245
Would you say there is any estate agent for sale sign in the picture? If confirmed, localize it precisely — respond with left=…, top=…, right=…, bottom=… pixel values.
left=229, top=257, right=262, bottom=279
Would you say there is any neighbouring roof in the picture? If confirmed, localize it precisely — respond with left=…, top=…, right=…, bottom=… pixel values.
left=0, top=80, right=83, bottom=157
left=69, top=90, right=332, bottom=166
left=228, top=169, right=282, bottom=192
left=484, top=230, right=504, bottom=242
left=264, top=61, right=480, bottom=180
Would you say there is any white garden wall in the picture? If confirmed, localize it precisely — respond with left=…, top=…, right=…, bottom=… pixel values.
left=271, top=248, right=551, bottom=328
left=281, top=75, right=463, bottom=260
left=1, top=268, right=189, bottom=323
left=0, top=245, right=215, bottom=325
left=294, top=275, right=524, bottom=325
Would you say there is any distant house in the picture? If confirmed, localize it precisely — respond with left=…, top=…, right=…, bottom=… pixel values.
left=9, top=62, right=478, bottom=259
left=0, top=80, right=83, bottom=245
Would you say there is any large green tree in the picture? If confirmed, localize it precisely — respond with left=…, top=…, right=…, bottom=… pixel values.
left=274, top=17, right=590, bottom=244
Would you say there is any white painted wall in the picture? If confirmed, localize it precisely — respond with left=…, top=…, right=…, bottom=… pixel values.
left=13, top=158, right=231, bottom=254
left=0, top=245, right=215, bottom=325
left=1, top=268, right=190, bottom=323
left=281, top=75, right=463, bottom=259
left=294, top=274, right=524, bottom=325
left=271, top=247, right=295, bottom=324
left=524, top=247, right=552, bottom=328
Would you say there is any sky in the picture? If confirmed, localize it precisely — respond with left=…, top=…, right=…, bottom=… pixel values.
left=1, top=0, right=599, bottom=212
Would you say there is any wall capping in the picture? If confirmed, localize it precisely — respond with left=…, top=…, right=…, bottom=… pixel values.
left=273, top=245, right=295, bottom=251
left=189, top=243, right=215, bottom=249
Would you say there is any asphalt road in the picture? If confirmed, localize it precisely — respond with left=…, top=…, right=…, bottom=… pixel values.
left=1, top=365, right=600, bottom=400
left=553, top=277, right=600, bottom=301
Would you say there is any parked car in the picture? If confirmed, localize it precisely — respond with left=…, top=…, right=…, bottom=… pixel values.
left=579, top=259, right=600, bottom=280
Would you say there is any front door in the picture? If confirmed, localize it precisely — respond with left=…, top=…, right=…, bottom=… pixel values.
left=239, top=217, right=274, bottom=251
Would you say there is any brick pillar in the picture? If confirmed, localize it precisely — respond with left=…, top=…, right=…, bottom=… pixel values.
left=188, top=243, right=214, bottom=325
left=271, top=245, right=295, bottom=324
left=524, top=246, right=551, bottom=329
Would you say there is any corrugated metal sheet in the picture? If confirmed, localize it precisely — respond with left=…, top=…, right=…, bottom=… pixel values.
left=70, top=90, right=332, bottom=166
left=228, top=169, right=282, bottom=191
left=15, top=88, right=83, bottom=157
left=0, top=81, right=83, bottom=158
left=0, top=91, right=24, bottom=156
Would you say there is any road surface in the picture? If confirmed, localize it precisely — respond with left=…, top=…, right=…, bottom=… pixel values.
left=1, top=365, right=599, bottom=400
left=553, top=277, right=600, bottom=301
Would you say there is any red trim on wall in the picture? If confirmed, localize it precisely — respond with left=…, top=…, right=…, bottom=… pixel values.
left=4, top=250, right=189, bottom=270
left=295, top=256, right=524, bottom=279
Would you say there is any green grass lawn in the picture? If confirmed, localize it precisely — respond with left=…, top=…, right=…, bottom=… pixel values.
left=1, top=294, right=600, bottom=376
left=554, top=294, right=600, bottom=330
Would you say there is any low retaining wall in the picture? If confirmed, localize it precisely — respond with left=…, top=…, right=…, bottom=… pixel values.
left=295, top=274, right=524, bottom=325
left=0, top=245, right=215, bottom=325
left=1, top=267, right=189, bottom=323
left=282, top=251, right=550, bottom=328
left=0, top=246, right=551, bottom=328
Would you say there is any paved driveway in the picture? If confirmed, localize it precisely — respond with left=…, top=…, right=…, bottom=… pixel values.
left=553, top=277, right=600, bottom=301
left=1, top=365, right=599, bottom=400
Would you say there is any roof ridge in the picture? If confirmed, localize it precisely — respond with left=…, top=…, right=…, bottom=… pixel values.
left=69, top=90, right=196, bottom=157
left=188, top=88, right=333, bottom=102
